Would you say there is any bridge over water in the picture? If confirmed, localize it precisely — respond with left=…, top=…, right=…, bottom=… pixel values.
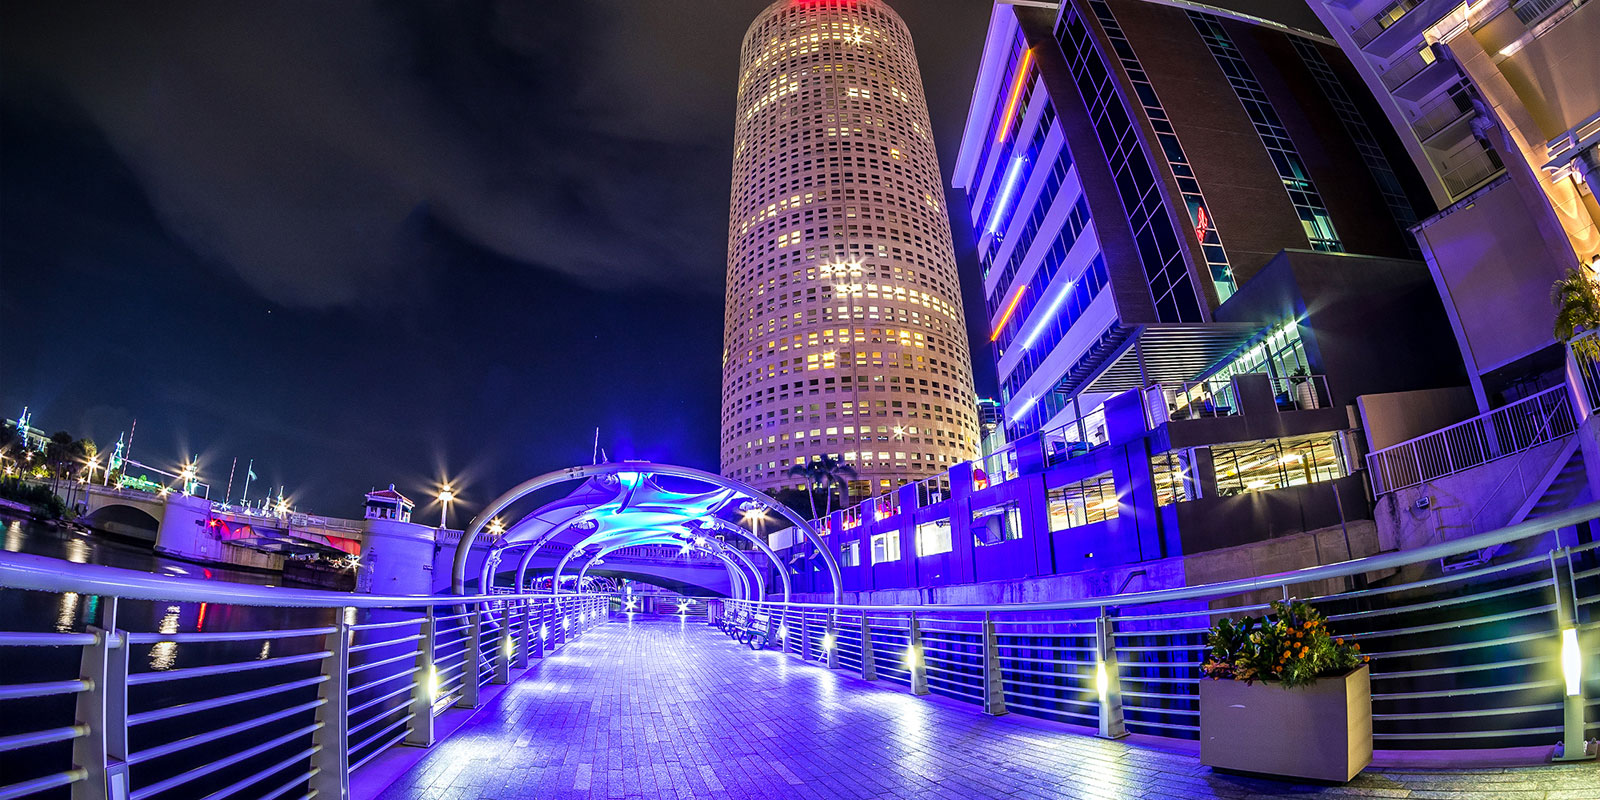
left=2, top=464, right=1598, bottom=799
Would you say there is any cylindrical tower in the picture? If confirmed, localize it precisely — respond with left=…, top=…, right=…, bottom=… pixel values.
left=722, top=0, right=979, bottom=503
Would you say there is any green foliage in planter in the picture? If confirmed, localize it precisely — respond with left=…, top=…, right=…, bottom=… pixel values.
left=1203, top=600, right=1368, bottom=688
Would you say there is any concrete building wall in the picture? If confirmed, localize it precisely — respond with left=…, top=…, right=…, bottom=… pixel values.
left=1372, top=434, right=1577, bottom=553
left=1413, top=175, right=1574, bottom=402
left=1357, top=386, right=1480, bottom=451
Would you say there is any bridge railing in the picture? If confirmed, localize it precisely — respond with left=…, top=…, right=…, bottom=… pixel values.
left=0, top=556, right=611, bottom=800
left=725, top=501, right=1600, bottom=755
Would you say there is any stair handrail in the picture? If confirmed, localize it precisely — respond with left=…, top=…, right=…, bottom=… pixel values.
left=1366, top=384, right=1574, bottom=494
left=1465, top=388, right=1575, bottom=538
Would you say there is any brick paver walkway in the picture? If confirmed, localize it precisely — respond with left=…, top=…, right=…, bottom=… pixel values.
left=378, top=615, right=1598, bottom=800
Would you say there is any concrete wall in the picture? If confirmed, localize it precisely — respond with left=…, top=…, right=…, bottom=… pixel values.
left=1357, top=386, right=1480, bottom=451
left=1373, top=434, right=1576, bottom=553
left=152, top=494, right=283, bottom=571
left=1414, top=176, right=1576, bottom=404
left=360, top=518, right=436, bottom=595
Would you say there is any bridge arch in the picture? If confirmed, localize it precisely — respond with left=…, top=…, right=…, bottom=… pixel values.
left=80, top=503, right=161, bottom=539
left=452, top=462, right=839, bottom=603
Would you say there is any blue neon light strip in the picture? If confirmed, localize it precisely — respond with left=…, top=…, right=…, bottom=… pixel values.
left=1019, top=282, right=1072, bottom=351
left=985, top=156, right=1028, bottom=237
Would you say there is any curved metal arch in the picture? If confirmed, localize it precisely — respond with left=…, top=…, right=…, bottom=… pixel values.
left=550, top=518, right=790, bottom=601
left=454, top=462, right=841, bottom=602
left=573, top=536, right=757, bottom=601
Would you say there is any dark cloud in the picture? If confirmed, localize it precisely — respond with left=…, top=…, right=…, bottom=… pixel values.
left=1, top=0, right=997, bottom=514
left=3, top=1, right=741, bottom=309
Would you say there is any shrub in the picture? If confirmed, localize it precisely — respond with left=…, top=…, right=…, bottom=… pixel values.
left=1202, top=600, right=1369, bottom=688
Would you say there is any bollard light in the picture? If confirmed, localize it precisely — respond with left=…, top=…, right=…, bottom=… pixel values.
left=502, top=635, right=514, bottom=658
left=777, top=625, right=789, bottom=640
left=823, top=631, right=836, bottom=651
left=1562, top=627, right=1581, bottom=697
left=541, top=625, right=550, bottom=640
left=428, top=665, right=440, bottom=701
left=903, top=643, right=921, bottom=670
left=1095, top=660, right=1108, bottom=699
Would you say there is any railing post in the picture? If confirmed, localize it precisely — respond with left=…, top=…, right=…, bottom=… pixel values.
left=1095, top=613, right=1128, bottom=740
left=859, top=612, right=877, bottom=681
left=1551, top=551, right=1597, bottom=761
left=458, top=603, right=481, bottom=708
left=908, top=612, right=928, bottom=696
left=73, top=596, right=129, bottom=800
left=516, top=599, right=531, bottom=669
left=826, top=610, right=840, bottom=670
left=404, top=606, right=436, bottom=747
left=494, top=601, right=512, bottom=685
left=800, top=609, right=812, bottom=661
left=533, top=600, right=548, bottom=659
left=981, top=611, right=1007, bottom=716
left=311, top=607, right=351, bottom=799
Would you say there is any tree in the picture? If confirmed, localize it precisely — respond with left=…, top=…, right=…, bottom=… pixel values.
left=769, top=487, right=832, bottom=521
left=1552, top=267, right=1600, bottom=358
left=43, top=432, right=96, bottom=494
left=786, top=455, right=857, bottom=519
left=0, top=423, right=22, bottom=472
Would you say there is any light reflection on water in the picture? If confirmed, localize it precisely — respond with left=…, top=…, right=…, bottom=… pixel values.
left=56, top=591, right=79, bottom=633
left=4, top=520, right=23, bottom=552
left=63, top=537, right=89, bottom=564
left=148, top=605, right=182, bottom=670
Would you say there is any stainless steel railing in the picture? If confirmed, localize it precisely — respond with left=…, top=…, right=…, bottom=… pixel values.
left=723, top=501, right=1600, bottom=751
left=1367, top=385, right=1576, bottom=495
left=0, top=554, right=611, bottom=800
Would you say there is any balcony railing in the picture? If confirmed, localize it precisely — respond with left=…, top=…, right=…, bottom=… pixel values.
left=1269, top=374, right=1333, bottom=412
left=726, top=500, right=1600, bottom=751
left=972, top=445, right=1019, bottom=491
left=1412, top=92, right=1474, bottom=141
left=1366, top=385, right=1576, bottom=495
left=1041, top=408, right=1108, bottom=467
left=1439, top=145, right=1505, bottom=196
left=1380, top=48, right=1435, bottom=91
left=1146, top=379, right=1240, bottom=424
left=0, top=555, right=611, bottom=800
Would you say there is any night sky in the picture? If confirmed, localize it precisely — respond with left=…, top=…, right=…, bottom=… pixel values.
left=0, top=0, right=1001, bottom=519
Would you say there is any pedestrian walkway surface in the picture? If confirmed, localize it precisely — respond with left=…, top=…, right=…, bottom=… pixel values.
left=377, top=615, right=1598, bottom=800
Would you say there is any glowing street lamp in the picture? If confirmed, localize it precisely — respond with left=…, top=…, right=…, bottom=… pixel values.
left=437, top=486, right=455, bottom=529
left=488, top=517, right=505, bottom=538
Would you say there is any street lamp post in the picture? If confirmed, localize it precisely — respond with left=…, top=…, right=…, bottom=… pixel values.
left=438, top=487, right=455, bottom=530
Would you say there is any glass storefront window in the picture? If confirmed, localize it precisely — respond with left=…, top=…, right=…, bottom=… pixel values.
left=1047, top=472, right=1118, bottom=531
left=1212, top=433, right=1345, bottom=497
left=915, top=520, right=952, bottom=556
left=871, top=532, right=901, bottom=564
left=973, top=501, right=1023, bottom=546
left=1151, top=451, right=1193, bottom=507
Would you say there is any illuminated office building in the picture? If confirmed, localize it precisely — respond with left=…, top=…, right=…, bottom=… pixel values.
left=721, top=0, right=981, bottom=500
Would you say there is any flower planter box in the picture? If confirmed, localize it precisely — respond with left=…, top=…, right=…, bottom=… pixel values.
left=1199, top=664, right=1371, bottom=783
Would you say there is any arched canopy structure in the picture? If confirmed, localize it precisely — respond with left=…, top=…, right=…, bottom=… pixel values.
left=455, top=462, right=840, bottom=603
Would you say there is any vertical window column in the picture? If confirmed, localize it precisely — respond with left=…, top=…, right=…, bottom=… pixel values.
left=1188, top=13, right=1343, bottom=253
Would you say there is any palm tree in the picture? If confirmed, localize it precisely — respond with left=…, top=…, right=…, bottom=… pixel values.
left=1552, top=267, right=1600, bottom=358
left=786, top=455, right=857, bottom=519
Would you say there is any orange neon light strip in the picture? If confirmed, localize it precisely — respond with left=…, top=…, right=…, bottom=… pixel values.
left=990, top=286, right=1028, bottom=341
left=995, top=49, right=1035, bottom=144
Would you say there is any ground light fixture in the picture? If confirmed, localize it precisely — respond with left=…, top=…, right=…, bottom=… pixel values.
left=902, top=642, right=921, bottom=671
left=1555, top=626, right=1596, bottom=761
